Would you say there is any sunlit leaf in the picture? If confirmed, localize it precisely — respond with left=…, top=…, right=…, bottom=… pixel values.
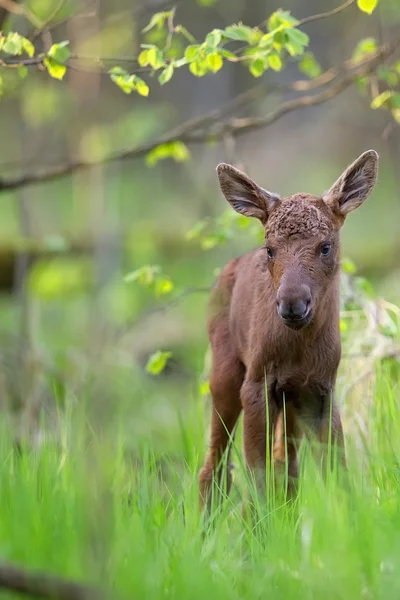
left=268, top=10, right=299, bottom=31
left=207, top=52, right=223, bottom=73
left=268, top=53, right=283, bottom=71
left=205, top=29, right=222, bottom=49
left=135, top=76, right=150, bottom=96
left=224, top=24, right=257, bottom=43
left=185, top=45, right=200, bottom=61
left=298, top=52, right=322, bottom=78
left=138, top=49, right=149, bottom=67
left=22, top=38, right=35, bottom=58
left=147, top=46, right=165, bottom=69
left=146, top=141, right=190, bottom=166
left=352, top=37, right=377, bottom=63
left=185, top=219, right=209, bottom=241
left=2, top=33, right=23, bottom=55
left=370, top=90, right=393, bottom=109
left=47, top=40, right=70, bottom=63
left=285, top=28, right=309, bottom=57
left=342, top=258, right=357, bottom=274
left=154, top=277, right=174, bottom=296
left=357, top=0, right=378, bottom=14
left=158, top=64, right=174, bottom=84
left=249, top=57, right=268, bottom=77
left=44, top=57, right=67, bottom=80
left=146, top=351, right=172, bottom=375
left=109, top=67, right=149, bottom=96
left=199, top=380, right=210, bottom=395
left=189, top=59, right=208, bottom=76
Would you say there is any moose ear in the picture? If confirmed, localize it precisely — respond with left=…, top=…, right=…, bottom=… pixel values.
left=216, top=163, right=280, bottom=222
left=323, top=150, right=379, bottom=217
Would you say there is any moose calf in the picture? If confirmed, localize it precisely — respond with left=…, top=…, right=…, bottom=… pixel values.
left=199, top=150, right=379, bottom=510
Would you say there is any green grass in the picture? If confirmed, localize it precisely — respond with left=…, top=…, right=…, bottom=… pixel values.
left=0, top=364, right=399, bottom=600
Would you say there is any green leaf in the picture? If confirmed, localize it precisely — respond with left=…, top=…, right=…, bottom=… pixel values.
left=44, top=57, right=67, bottom=80
left=342, top=258, right=357, bottom=274
left=224, top=24, right=257, bottom=43
left=268, top=53, right=283, bottom=71
left=47, top=40, right=70, bottom=64
left=158, top=64, right=174, bottom=84
left=18, top=65, right=28, bottom=79
left=199, top=380, right=210, bottom=395
left=189, top=59, right=208, bottom=76
left=273, top=30, right=289, bottom=46
left=142, top=11, right=171, bottom=33
left=352, top=37, right=377, bottom=62
left=298, top=52, right=322, bottom=78
left=22, top=37, right=35, bottom=58
left=2, top=33, right=23, bottom=55
left=357, top=0, right=378, bottom=14
left=109, top=68, right=149, bottom=96
left=285, top=28, right=309, bottom=57
left=185, top=219, right=209, bottom=241
left=146, top=141, right=190, bottom=166
left=370, top=90, right=393, bottom=109
left=197, top=0, right=216, bottom=5
left=138, top=49, right=149, bottom=67
left=268, top=10, right=299, bottom=31
left=207, top=52, right=223, bottom=73
left=205, top=29, right=222, bottom=49
left=147, top=46, right=165, bottom=69
left=135, top=78, right=149, bottom=96
left=146, top=351, right=172, bottom=375
left=154, top=277, right=174, bottom=296
left=184, top=44, right=200, bottom=61
left=249, top=57, right=268, bottom=77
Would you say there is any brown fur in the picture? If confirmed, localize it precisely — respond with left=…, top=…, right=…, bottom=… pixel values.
left=199, top=150, right=379, bottom=511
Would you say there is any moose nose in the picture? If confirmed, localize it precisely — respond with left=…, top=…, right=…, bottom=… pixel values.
left=277, top=285, right=311, bottom=321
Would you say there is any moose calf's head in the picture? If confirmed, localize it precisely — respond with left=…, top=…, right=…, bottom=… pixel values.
left=217, top=150, right=378, bottom=331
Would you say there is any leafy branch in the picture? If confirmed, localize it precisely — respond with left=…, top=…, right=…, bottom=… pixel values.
left=0, top=39, right=397, bottom=192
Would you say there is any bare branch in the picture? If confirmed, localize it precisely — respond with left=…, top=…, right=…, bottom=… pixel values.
left=0, top=560, right=105, bottom=600
left=298, top=0, right=356, bottom=26
left=0, top=41, right=397, bottom=193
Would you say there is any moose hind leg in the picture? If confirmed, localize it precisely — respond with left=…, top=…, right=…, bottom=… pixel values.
left=198, top=333, right=244, bottom=513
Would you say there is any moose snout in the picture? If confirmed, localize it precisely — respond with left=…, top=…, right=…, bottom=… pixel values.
left=276, top=284, right=312, bottom=330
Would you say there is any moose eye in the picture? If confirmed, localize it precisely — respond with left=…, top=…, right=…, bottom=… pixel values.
left=266, top=247, right=274, bottom=259
left=321, top=243, right=331, bottom=256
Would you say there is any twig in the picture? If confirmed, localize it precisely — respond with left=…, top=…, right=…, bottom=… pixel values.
left=298, top=0, right=356, bottom=26
left=0, top=560, right=105, bottom=600
left=0, top=40, right=397, bottom=193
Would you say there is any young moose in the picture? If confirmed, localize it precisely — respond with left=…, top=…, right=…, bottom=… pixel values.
left=199, top=150, right=379, bottom=510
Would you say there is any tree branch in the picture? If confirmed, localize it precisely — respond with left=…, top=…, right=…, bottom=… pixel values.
left=0, top=560, right=105, bottom=600
left=0, top=41, right=397, bottom=193
left=298, top=0, right=356, bottom=26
